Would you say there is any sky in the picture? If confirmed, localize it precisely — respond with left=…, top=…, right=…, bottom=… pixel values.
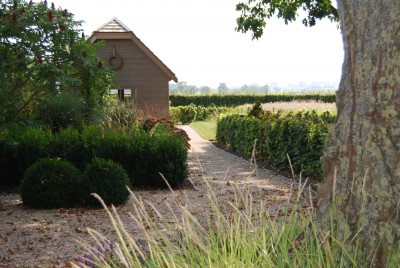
left=41, top=0, right=344, bottom=88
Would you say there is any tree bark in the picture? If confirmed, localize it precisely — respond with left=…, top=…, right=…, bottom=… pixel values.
left=318, top=0, right=400, bottom=265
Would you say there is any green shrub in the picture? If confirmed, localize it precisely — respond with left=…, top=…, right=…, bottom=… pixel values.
left=81, top=125, right=104, bottom=152
left=15, top=127, right=53, bottom=184
left=38, top=91, right=87, bottom=131
left=194, top=105, right=208, bottom=121
left=82, top=158, right=131, bottom=206
left=217, top=114, right=262, bottom=158
left=123, top=132, right=153, bottom=185
left=248, top=101, right=263, bottom=118
left=0, top=138, right=17, bottom=186
left=217, top=114, right=243, bottom=149
left=119, top=131, right=161, bottom=187
left=91, top=129, right=132, bottom=173
left=20, top=158, right=82, bottom=208
left=171, top=106, right=197, bottom=124
left=170, top=105, right=228, bottom=124
left=93, top=130, right=187, bottom=187
left=81, top=126, right=188, bottom=187
left=151, top=133, right=188, bottom=187
left=0, top=126, right=22, bottom=186
left=217, top=111, right=334, bottom=179
left=0, top=124, right=188, bottom=188
left=50, top=127, right=89, bottom=170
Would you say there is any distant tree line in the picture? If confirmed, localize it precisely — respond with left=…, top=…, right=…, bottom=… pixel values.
left=169, top=81, right=336, bottom=95
left=169, top=82, right=270, bottom=95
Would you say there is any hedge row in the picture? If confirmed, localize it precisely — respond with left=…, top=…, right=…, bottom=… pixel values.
left=0, top=126, right=188, bottom=187
left=170, top=105, right=228, bottom=124
left=216, top=111, right=335, bottom=179
left=170, top=94, right=336, bottom=107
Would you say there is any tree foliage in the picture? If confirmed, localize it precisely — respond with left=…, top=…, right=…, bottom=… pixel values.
left=235, top=0, right=339, bottom=39
left=0, top=0, right=115, bottom=129
left=170, top=81, right=272, bottom=95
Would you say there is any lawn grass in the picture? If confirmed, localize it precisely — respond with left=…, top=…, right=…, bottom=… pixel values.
left=189, top=120, right=217, bottom=141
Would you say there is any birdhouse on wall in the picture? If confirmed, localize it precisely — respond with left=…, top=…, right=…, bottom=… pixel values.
left=90, top=17, right=178, bottom=118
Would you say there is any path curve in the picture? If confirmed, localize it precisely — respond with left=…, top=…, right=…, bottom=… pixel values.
left=178, top=125, right=294, bottom=190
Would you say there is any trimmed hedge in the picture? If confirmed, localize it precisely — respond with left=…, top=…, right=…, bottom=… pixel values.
left=217, top=111, right=335, bottom=179
left=0, top=127, right=54, bottom=186
left=50, top=127, right=89, bottom=170
left=21, top=158, right=82, bottom=209
left=0, top=127, right=56, bottom=186
left=170, top=94, right=336, bottom=107
left=89, top=127, right=188, bottom=187
left=151, top=133, right=189, bottom=186
left=0, top=125, right=188, bottom=188
left=0, top=127, right=21, bottom=186
left=170, top=105, right=228, bottom=124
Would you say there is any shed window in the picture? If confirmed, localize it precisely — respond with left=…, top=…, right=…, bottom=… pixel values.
left=110, top=88, right=132, bottom=102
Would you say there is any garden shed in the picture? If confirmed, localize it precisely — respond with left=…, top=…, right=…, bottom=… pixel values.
left=90, top=17, right=178, bottom=118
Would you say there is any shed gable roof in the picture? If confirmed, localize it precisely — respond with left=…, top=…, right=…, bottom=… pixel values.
left=94, top=17, right=131, bottom=32
left=90, top=18, right=178, bottom=83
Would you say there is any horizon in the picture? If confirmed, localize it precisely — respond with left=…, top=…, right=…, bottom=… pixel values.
left=169, top=80, right=339, bottom=90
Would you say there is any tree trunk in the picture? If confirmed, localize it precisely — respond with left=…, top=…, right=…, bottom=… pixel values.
left=317, top=0, right=400, bottom=265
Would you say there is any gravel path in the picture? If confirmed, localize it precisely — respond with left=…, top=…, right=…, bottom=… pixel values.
left=179, top=125, right=293, bottom=190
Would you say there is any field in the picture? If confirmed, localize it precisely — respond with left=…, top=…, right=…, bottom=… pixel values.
left=238, top=100, right=337, bottom=113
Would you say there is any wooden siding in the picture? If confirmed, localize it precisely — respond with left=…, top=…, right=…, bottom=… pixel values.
left=90, top=31, right=177, bottom=82
left=96, top=39, right=170, bottom=118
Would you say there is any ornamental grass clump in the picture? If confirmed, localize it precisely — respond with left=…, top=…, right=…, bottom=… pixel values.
left=38, top=92, right=87, bottom=132
left=99, top=100, right=138, bottom=132
left=73, top=172, right=400, bottom=268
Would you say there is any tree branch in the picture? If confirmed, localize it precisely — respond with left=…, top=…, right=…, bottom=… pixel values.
left=0, top=89, right=41, bottom=133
